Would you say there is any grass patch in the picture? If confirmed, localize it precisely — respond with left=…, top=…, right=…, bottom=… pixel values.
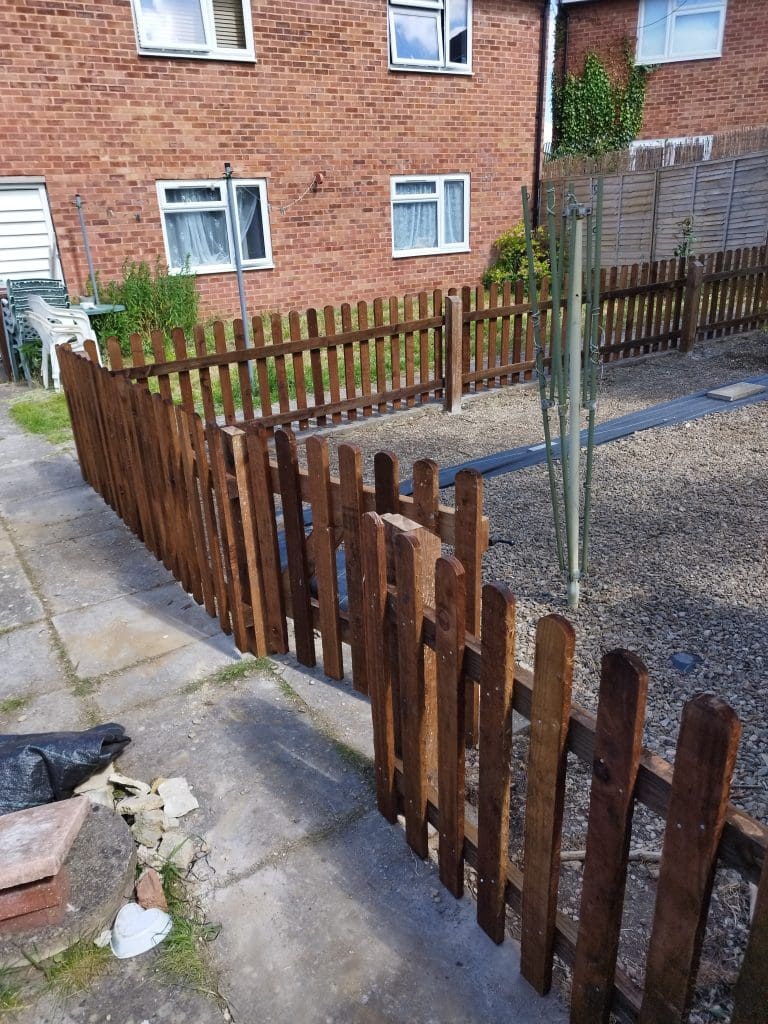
left=9, top=393, right=73, bottom=446
left=0, top=967, right=25, bottom=1011
left=37, top=940, right=111, bottom=998
left=211, top=656, right=271, bottom=685
left=0, top=696, right=27, bottom=718
left=156, top=862, right=222, bottom=999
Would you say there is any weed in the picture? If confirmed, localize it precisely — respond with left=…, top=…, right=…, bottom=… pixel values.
left=0, top=967, right=25, bottom=1011
left=0, top=696, right=27, bottom=718
left=9, top=394, right=73, bottom=446
left=38, top=940, right=111, bottom=998
left=156, top=862, right=222, bottom=998
left=212, top=657, right=270, bottom=685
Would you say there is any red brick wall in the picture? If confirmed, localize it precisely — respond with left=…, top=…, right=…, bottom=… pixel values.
left=0, top=0, right=544, bottom=317
left=561, top=0, right=768, bottom=141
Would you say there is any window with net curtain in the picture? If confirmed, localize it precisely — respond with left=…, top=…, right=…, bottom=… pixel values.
left=157, top=180, right=273, bottom=273
left=637, top=0, right=726, bottom=63
left=391, top=176, right=469, bottom=256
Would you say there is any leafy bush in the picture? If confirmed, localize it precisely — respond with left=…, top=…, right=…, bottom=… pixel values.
left=482, top=222, right=550, bottom=291
left=90, top=258, right=199, bottom=356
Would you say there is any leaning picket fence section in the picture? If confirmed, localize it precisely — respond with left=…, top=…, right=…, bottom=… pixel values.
left=58, top=342, right=767, bottom=1023
left=107, top=245, right=768, bottom=433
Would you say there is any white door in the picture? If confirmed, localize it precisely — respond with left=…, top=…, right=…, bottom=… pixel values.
left=0, top=182, right=62, bottom=287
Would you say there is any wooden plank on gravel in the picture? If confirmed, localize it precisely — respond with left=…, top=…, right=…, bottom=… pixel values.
left=275, top=428, right=315, bottom=667
left=476, top=583, right=516, bottom=943
left=639, top=695, right=741, bottom=1024
left=435, top=556, right=467, bottom=898
left=306, top=435, right=343, bottom=679
left=520, top=614, right=575, bottom=995
left=570, top=649, right=648, bottom=1022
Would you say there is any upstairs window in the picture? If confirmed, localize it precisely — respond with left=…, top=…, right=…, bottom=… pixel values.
left=637, top=0, right=726, bottom=63
left=388, top=0, right=471, bottom=73
left=132, top=0, right=254, bottom=61
left=391, top=175, right=470, bottom=257
left=157, top=179, right=273, bottom=274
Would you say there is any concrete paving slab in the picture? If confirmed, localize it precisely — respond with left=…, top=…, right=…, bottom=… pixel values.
left=52, top=582, right=222, bottom=677
left=0, top=456, right=84, bottom=507
left=211, top=809, right=566, bottom=1024
left=0, top=535, right=44, bottom=630
left=0, top=432, right=58, bottom=467
left=94, top=633, right=247, bottom=717
left=0, top=624, right=65, bottom=703
left=24, top=526, right=172, bottom=614
left=114, top=672, right=371, bottom=884
left=0, top=688, right=86, bottom=733
left=2, top=486, right=118, bottom=545
left=278, top=663, right=375, bottom=761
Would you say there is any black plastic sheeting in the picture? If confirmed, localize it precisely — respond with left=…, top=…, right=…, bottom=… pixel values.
left=0, top=724, right=131, bottom=815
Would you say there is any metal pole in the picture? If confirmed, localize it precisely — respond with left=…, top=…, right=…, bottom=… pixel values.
left=223, top=163, right=254, bottom=387
left=565, top=207, right=584, bottom=610
left=73, top=195, right=99, bottom=304
left=582, top=177, right=604, bottom=574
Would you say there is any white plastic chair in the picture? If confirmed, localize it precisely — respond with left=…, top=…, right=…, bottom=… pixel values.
left=24, top=306, right=99, bottom=391
left=26, top=294, right=93, bottom=337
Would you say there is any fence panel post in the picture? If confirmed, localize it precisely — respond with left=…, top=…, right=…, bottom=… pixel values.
left=444, top=294, right=463, bottom=413
left=520, top=614, right=576, bottom=995
left=569, top=649, right=648, bottom=1021
left=680, top=259, right=704, bottom=352
left=476, top=582, right=516, bottom=944
left=435, top=555, right=467, bottom=899
left=640, top=694, right=741, bottom=1024
left=361, top=511, right=397, bottom=824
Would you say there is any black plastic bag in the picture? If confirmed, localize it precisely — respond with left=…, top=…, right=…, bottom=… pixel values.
left=0, top=724, right=131, bottom=815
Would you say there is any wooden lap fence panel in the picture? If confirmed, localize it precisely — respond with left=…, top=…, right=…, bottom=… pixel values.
left=356, top=520, right=768, bottom=1023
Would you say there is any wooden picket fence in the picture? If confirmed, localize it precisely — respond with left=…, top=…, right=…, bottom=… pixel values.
left=58, top=338, right=768, bottom=1023
left=106, top=245, right=768, bottom=433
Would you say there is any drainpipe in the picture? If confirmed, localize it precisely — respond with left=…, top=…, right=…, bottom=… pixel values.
left=531, top=0, right=550, bottom=228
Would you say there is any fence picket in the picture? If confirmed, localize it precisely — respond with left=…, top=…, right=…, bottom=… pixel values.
left=358, top=299, right=373, bottom=415
left=404, top=294, right=415, bottom=407
left=373, top=297, right=387, bottom=413
left=520, top=614, right=575, bottom=994
left=341, top=302, right=357, bottom=420
left=289, top=309, right=308, bottom=430
left=435, top=556, right=467, bottom=898
left=252, top=315, right=272, bottom=420
left=274, top=428, right=315, bottom=667
left=731, top=854, right=768, bottom=1024
left=230, top=429, right=269, bottom=656
left=270, top=313, right=291, bottom=415
left=339, top=442, right=368, bottom=694
left=246, top=425, right=288, bottom=653
left=374, top=450, right=400, bottom=515
left=306, top=306, right=326, bottom=427
left=476, top=582, right=516, bottom=943
left=306, top=435, right=343, bottom=680
left=323, top=304, right=342, bottom=424
left=233, top=319, right=255, bottom=421
left=570, top=649, right=649, bottom=1022
left=454, top=469, right=484, bottom=746
left=640, top=695, right=741, bottom=1024
left=389, top=295, right=402, bottom=410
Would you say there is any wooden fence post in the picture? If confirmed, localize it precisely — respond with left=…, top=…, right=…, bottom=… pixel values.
left=680, top=259, right=704, bottom=352
left=444, top=294, right=463, bottom=414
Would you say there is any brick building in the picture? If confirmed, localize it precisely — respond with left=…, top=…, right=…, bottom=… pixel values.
left=0, top=0, right=547, bottom=316
left=557, top=0, right=768, bottom=148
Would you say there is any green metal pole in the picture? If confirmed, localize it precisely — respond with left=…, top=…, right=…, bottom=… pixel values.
left=522, top=186, right=564, bottom=571
left=546, top=185, right=563, bottom=405
left=564, top=207, right=585, bottom=610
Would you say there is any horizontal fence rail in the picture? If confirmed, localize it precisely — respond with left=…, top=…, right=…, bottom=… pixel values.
left=58, top=329, right=768, bottom=1023
left=103, top=246, right=768, bottom=434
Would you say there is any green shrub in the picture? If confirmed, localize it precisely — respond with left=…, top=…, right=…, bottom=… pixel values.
left=482, top=222, right=550, bottom=291
left=90, top=257, right=199, bottom=357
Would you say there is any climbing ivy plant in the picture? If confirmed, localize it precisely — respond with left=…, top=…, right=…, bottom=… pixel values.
left=551, top=45, right=654, bottom=159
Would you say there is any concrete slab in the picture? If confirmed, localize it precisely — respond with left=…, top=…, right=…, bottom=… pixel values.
left=0, top=432, right=58, bottom=468
left=0, top=456, right=84, bottom=507
left=2, top=486, right=118, bottom=546
left=0, top=688, right=88, bottom=733
left=114, top=673, right=372, bottom=884
left=52, top=582, right=221, bottom=677
left=0, top=536, right=44, bottom=630
left=211, top=809, right=565, bottom=1024
left=23, top=526, right=172, bottom=614
left=278, top=663, right=375, bottom=761
left=0, top=624, right=65, bottom=704
left=94, top=633, right=247, bottom=717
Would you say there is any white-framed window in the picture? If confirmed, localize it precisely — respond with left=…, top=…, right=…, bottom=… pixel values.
left=388, top=0, right=472, bottom=73
left=156, top=179, right=273, bottom=274
left=391, top=175, right=470, bottom=257
left=637, top=0, right=727, bottom=63
left=131, top=0, right=255, bottom=61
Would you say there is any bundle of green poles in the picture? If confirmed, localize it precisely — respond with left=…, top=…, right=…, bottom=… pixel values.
left=521, top=179, right=604, bottom=610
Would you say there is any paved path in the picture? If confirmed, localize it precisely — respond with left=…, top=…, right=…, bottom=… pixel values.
left=0, top=384, right=564, bottom=1024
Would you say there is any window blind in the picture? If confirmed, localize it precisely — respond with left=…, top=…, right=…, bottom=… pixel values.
left=213, top=0, right=246, bottom=49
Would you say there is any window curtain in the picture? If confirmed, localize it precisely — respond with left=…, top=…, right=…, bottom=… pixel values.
left=236, top=186, right=266, bottom=261
left=166, top=188, right=230, bottom=268
left=393, top=182, right=438, bottom=250
left=444, top=180, right=464, bottom=244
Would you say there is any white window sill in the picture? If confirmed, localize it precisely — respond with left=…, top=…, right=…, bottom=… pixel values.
left=137, top=47, right=256, bottom=63
left=170, top=262, right=274, bottom=276
left=635, top=51, right=722, bottom=65
left=388, top=64, right=472, bottom=75
left=392, top=246, right=470, bottom=259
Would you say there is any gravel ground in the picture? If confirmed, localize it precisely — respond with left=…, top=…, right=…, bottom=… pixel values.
left=309, top=331, right=768, bottom=1022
